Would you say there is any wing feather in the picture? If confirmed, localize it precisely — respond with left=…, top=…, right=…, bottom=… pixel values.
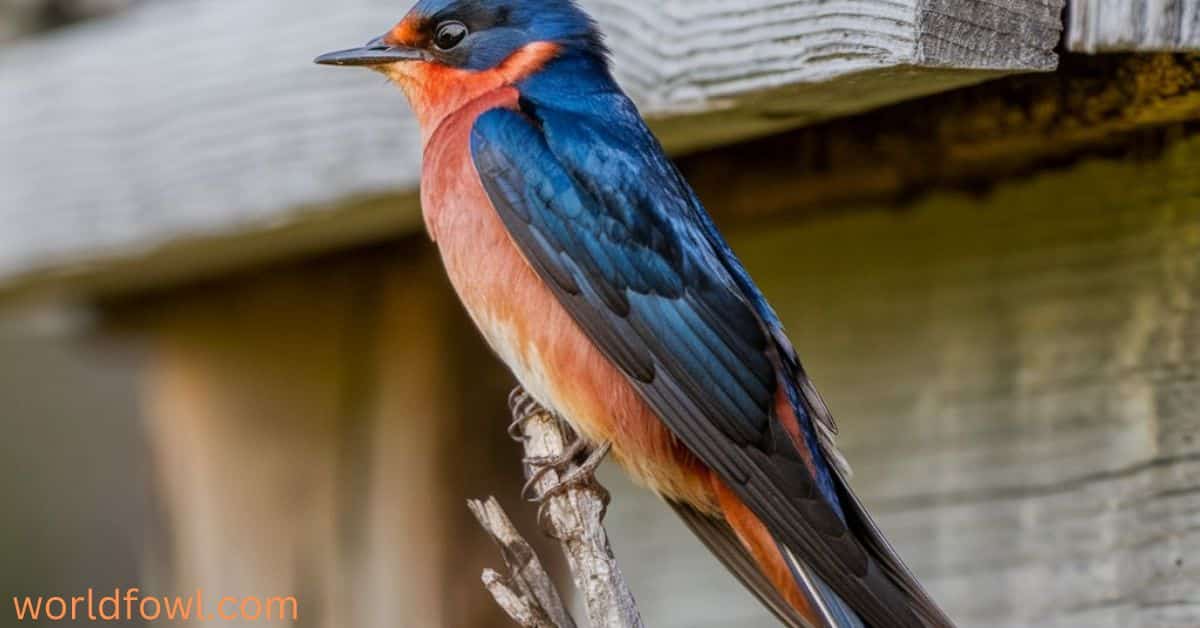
left=470, top=99, right=951, bottom=627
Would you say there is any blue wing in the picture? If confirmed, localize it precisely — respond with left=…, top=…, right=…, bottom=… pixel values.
left=469, top=88, right=948, bottom=627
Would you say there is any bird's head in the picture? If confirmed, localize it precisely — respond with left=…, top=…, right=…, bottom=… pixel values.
left=316, top=0, right=607, bottom=130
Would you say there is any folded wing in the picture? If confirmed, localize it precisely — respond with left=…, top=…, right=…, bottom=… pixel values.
left=469, top=97, right=950, bottom=628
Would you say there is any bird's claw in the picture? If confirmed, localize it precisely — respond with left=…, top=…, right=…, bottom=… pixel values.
left=536, top=442, right=612, bottom=503
left=507, top=387, right=546, bottom=442
left=520, top=436, right=588, bottom=503
left=525, top=442, right=613, bottom=533
left=506, top=386, right=612, bottom=532
left=523, top=438, right=588, bottom=469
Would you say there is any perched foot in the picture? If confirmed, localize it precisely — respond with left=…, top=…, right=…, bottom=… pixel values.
left=506, top=386, right=614, bottom=531
left=524, top=438, right=589, bottom=473
left=507, top=386, right=579, bottom=453
left=527, top=442, right=614, bottom=533
left=506, top=387, right=544, bottom=442
left=537, top=442, right=613, bottom=503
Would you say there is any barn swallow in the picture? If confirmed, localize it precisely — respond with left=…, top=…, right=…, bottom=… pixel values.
left=317, top=2, right=954, bottom=625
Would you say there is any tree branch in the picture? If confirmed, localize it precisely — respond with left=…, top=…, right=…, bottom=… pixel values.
left=469, top=388, right=644, bottom=628
left=468, top=497, right=575, bottom=628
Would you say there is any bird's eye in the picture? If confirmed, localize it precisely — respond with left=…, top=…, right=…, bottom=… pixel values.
left=434, top=21, right=468, bottom=50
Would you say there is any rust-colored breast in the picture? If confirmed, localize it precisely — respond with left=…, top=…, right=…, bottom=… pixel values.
left=420, top=88, right=717, bottom=513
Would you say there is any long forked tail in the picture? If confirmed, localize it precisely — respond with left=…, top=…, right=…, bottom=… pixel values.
left=676, top=471, right=953, bottom=627
left=705, top=476, right=867, bottom=628
left=782, top=545, right=865, bottom=628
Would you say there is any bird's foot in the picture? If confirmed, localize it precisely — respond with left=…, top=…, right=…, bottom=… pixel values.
left=506, top=386, right=612, bottom=532
left=525, top=442, right=613, bottom=533
left=521, top=439, right=608, bottom=501
left=507, top=386, right=580, bottom=453
left=524, top=437, right=589, bottom=470
left=542, top=441, right=612, bottom=503
left=507, top=387, right=551, bottom=442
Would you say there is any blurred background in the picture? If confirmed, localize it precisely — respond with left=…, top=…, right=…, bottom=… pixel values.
left=1, top=1, right=1199, bottom=627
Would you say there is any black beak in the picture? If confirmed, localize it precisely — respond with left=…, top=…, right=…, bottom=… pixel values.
left=314, top=35, right=428, bottom=66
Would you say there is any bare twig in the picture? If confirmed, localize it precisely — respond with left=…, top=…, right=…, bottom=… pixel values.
left=468, top=497, right=575, bottom=628
left=480, top=569, right=556, bottom=628
left=470, top=388, right=644, bottom=628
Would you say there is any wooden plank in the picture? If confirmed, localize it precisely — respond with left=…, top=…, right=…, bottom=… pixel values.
left=7, top=53, right=1194, bottom=310
left=603, top=131, right=1200, bottom=627
left=140, top=264, right=359, bottom=627
left=0, top=0, right=1062, bottom=302
left=134, top=247, right=543, bottom=627
left=0, top=0, right=131, bottom=43
left=1068, top=0, right=1200, bottom=52
left=683, top=54, right=1200, bottom=228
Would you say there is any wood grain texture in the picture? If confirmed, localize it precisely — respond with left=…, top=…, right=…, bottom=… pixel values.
left=1069, top=0, right=1200, bottom=52
left=602, top=131, right=1200, bottom=628
left=0, top=0, right=1062, bottom=303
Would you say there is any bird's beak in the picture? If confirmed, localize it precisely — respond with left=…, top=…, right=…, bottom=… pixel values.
left=314, top=35, right=428, bottom=67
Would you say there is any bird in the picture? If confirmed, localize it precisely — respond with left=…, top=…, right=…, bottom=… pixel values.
left=316, top=1, right=954, bottom=626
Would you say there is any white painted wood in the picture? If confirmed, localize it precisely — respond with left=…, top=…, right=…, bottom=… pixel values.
left=1068, top=0, right=1200, bottom=51
left=0, top=0, right=1062, bottom=301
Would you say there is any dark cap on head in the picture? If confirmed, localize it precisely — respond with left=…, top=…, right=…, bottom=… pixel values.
left=316, top=0, right=606, bottom=70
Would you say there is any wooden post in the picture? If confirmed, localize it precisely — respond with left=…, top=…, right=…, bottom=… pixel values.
left=133, top=247, right=544, bottom=628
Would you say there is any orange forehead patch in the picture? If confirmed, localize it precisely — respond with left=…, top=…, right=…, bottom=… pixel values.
left=385, top=15, right=428, bottom=48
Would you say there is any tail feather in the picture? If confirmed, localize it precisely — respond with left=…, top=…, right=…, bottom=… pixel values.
left=713, top=470, right=951, bottom=628
left=712, top=475, right=847, bottom=628
left=782, top=545, right=866, bottom=628
left=671, top=501, right=813, bottom=628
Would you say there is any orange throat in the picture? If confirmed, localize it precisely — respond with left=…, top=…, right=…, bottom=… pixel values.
left=380, top=42, right=562, bottom=144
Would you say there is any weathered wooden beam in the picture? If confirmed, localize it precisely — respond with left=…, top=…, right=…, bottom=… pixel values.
left=0, top=0, right=132, bottom=43
left=1068, top=0, right=1200, bottom=52
left=0, top=0, right=1062, bottom=304
left=592, top=0, right=1063, bottom=147
left=682, top=54, right=1200, bottom=228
